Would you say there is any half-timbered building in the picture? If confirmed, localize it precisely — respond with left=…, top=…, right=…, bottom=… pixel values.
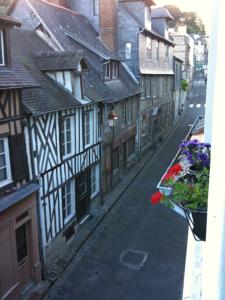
left=10, top=0, right=141, bottom=198
left=10, top=28, right=102, bottom=270
left=0, top=16, right=42, bottom=299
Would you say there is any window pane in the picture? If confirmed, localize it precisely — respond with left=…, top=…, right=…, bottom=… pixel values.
left=0, top=140, right=4, bottom=153
left=0, top=154, right=5, bottom=168
left=0, top=168, right=6, bottom=181
left=0, top=29, right=4, bottom=66
left=16, top=224, right=28, bottom=264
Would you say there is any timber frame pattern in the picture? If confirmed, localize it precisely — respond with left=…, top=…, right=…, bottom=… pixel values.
left=28, top=104, right=101, bottom=244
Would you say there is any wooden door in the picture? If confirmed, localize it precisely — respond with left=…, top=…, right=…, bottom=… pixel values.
left=15, top=222, right=31, bottom=289
left=76, top=170, right=91, bottom=221
left=0, top=224, right=15, bottom=298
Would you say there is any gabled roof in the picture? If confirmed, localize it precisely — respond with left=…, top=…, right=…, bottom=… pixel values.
left=26, top=0, right=119, bottom=60
left=151, top=7, right=174, bottom=21
left=10, top=29, right=86, bottom=115
left=10, top=0, right=140, bottom=102
left=34, top=51, right=88, bottom=72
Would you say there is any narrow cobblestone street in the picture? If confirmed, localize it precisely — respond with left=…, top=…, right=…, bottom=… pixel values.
left=43, top=74, right=206, bottom=300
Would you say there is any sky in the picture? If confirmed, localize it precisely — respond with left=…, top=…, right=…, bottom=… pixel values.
left=154, top=0, right=212, bottom=33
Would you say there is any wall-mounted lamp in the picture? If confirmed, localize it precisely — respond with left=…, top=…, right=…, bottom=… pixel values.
left=108, top=110, right=118, bottom=127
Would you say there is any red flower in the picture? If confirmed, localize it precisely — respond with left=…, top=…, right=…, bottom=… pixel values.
left=151, top=191, right=164, bottom=205
left=162, top=172, right=174, bottom=182
left=168, top=163, right=183, bottom=175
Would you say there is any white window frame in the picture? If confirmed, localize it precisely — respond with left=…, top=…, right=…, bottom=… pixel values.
left=62, top=116, right=74, bottom=159
left=93, top=0, right=99, bottom=16
left=165, top=45, right=169, bottom=62
left=155, top=41, right=159, bottom=61
left=0, top=29, right=5, bottom=66
left=125, top=43, right=132, bottom=59
left=112, top=62, right=118, bottom=79
left=0, top=137, right=12, bottom=187
left=84, top=110, right=93, bottom=148
left=105, top=63, right=111, bottom=80
left=90, top=164, right=100, bottom=198
left=62, top=180, right=75, bottom=224
left=146, top=37, right=152, bottom=59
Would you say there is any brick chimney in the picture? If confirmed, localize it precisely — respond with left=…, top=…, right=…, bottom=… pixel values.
left=99, top=0, right=117, bottom=52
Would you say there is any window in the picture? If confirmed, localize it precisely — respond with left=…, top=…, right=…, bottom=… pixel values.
left=163, top=77, right=167, bottom=95
left=0, top=29, right=5, bottom=66
left=84, top=111, right=93, bottom=147
left=128, top=136, right=135, bottom=156
left=125, top=43, right=132, bottom=59
left=146, top=77, right=151, bottom=97
left=104, top=62, right=119, bottom=80
left=112, top=62, right=118, bottom=79
left=105, top=63, right=111, bottom=80
left=125, top=99, right=132, bottom=125
left=62, top=181, right=74, bottom=223
left=62, top=117, right=74, bottom=158
left=121, top=101, right=125, bottom=125
left=112, top=147, right=119, bottom=170
left=0, top=137, right=11, bottom=187
left=146, top=37, right=152, bottom=59
left=93, top=0, right=99, bottom=16
left=156, top=41, right=159, bottom=61
left=16, top=224, right=28, bottom=264
left=90, top=164, right=100, bottom=198
left=165, top=45, right=169, bottom=62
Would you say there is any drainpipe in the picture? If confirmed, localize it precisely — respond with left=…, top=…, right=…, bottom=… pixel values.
left=202, top=0, right=225, bottom=299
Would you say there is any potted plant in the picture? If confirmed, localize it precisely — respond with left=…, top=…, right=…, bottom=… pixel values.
left=151, top=163, right=209, bottom=241
left=179, top=139, right=211, bottom=173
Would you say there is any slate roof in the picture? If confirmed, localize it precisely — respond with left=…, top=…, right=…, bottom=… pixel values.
left=151, top=7, right=175, bottom=21
left=0, top=61, right=39, bottom=89
left=10, top=29, right=86, bottom=115
left=15, top=0, right=140, bottom=103
left=0, top=15, right=39, bottom=89
left=35, top=51, right=88, bottom=72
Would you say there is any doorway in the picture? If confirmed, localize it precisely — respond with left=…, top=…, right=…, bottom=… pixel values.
left=76, top=170, right=91, bottom=221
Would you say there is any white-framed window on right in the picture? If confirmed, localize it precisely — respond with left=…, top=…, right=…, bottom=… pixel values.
left=146, top=37, right=152, bottom=59
left=62, top=180, right=75, bottom=224
left=90, top=163, right=100, bottom=198
left=125, top=43, right=132, bottom=59
left=0, top=137, right=12, bottom=187
left=0, top=29, right=5, bottom=66
left=61, top=116, right=74, bottom=158
left=84, top=110, right=93, bottom=147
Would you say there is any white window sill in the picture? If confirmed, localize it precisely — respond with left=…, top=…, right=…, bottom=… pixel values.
left=64, top=213, right=76, bottom=225
left=0, top=179, right=12, bottom=188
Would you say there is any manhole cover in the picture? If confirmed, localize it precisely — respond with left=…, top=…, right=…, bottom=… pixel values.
left=120, top=249, right=148, bottom=270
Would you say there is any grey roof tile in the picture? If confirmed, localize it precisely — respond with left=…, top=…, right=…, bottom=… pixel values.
left=10, top=29, right=84, bottom=115
left=24, top=0, right=140, bottom=102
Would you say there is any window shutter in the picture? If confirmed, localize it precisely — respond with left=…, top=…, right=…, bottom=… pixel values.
left=9, top=134, right=29, bottom=181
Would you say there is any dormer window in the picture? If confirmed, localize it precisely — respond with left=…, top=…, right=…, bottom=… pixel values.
left=0, top=29, right=5, bottom=66
left=105, top=62, right=119, bottom=80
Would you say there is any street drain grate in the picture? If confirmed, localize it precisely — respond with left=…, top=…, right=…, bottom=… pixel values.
left=120, top=249, right=148, bottom=271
